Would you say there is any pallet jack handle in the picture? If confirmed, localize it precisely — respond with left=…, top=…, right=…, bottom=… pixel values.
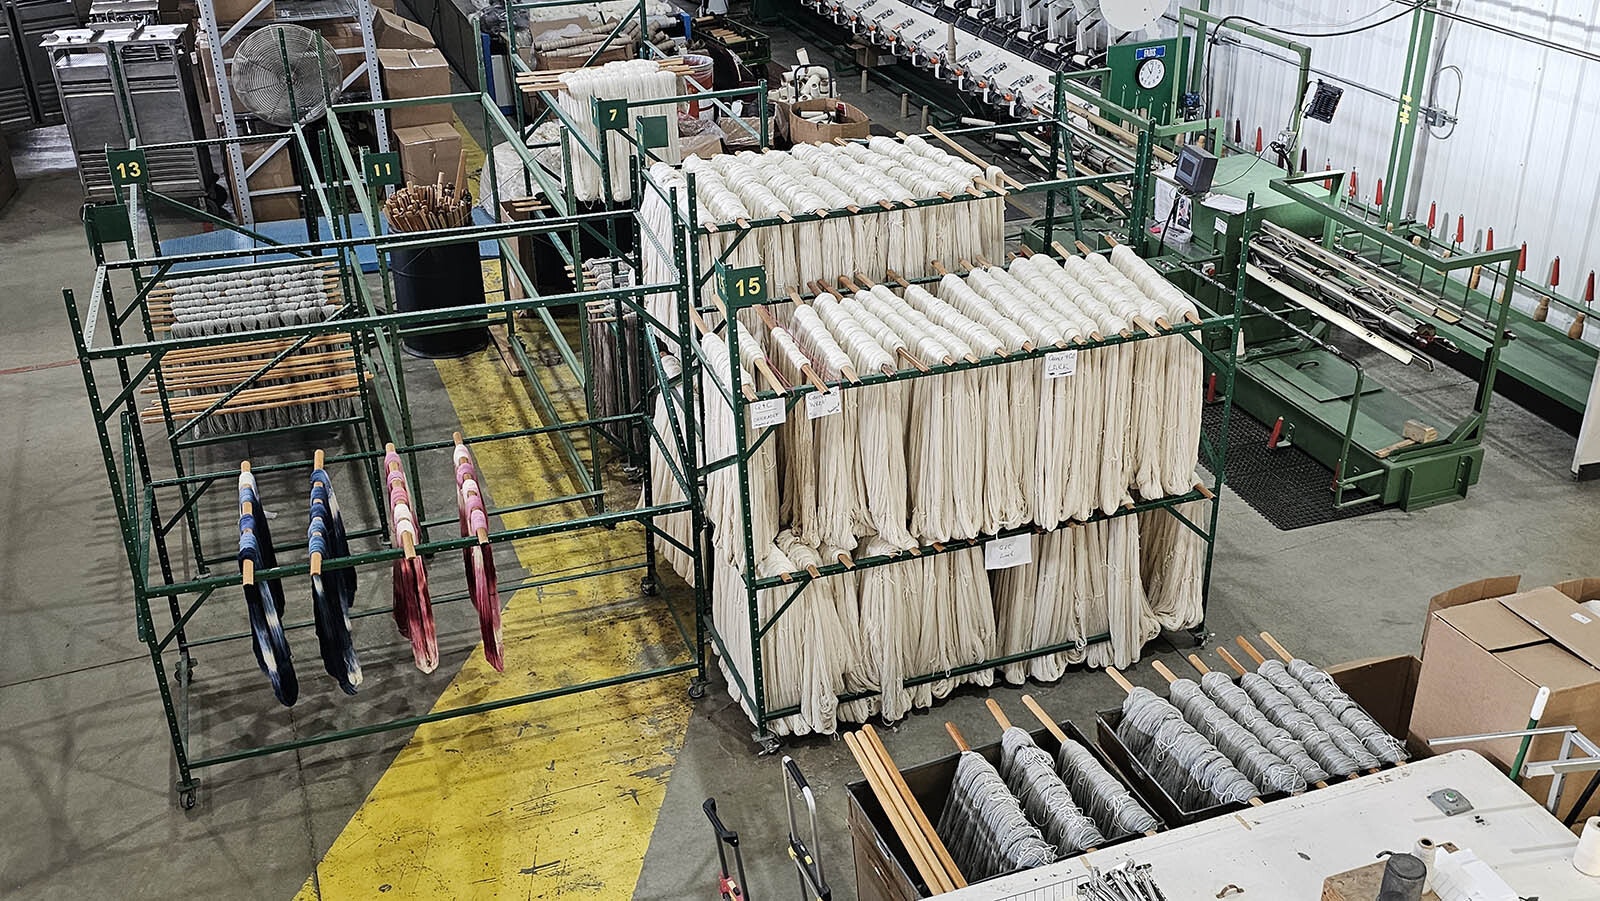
left=782, top=757, right=832, bottom=901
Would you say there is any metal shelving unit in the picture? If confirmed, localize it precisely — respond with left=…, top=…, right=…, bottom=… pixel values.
left=65, top=88, right=707, bottom=808
left=650, top=75, right=1250, bottom=751
left=195, top=0, right=390, bottom=226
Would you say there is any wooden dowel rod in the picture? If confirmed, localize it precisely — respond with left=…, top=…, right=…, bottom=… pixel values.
left=1108, top=667, right=1135, bottom=693
left=1020, top=694, right=1070, bottom=745
left=945, top=721, right=971, bottom=753
left=863, top=724, right=964, bottom=888
left=1259, top=632, right=1295, bottom=663
left=843, top=732, right=949, bottom=894
left=1217, top=647, right=1249, bottom=676
left=1235, top=636, right=1268, bottom=666
left=985, top=698, right=1013, bottom=731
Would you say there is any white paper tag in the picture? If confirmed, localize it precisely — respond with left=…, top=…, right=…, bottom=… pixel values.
left=1572, top=612, right=1593, bottom=625
left=750, top=398, right=786, bottom=428
left=1214, top=213, right=1229, bottom=235
left=1043, top=350, right=1078, bottom=379
left=984, top=534, right=1032, bottom=570
left=805, top=390, right=843, bottom=420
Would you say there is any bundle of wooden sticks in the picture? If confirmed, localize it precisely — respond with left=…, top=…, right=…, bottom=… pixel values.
left=383, top=157, right=472, bottom=232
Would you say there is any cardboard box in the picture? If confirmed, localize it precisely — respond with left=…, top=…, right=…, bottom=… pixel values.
left=1423, top=574, right=1522, bottom=646
left=788, top=98, right=870, bottom=145
left=678, top=132, right=722, bottom=160
left=371, top=0, right=393, bottom=9
left=320, top=22, right=368, bottom=88
left=378, top=48, right=452, bottom=128
left=1412, top=579, right=1600, bottom=822
left=533, top=40, right=634, bottom=72
left=212, top=0, right=275, bottom=25
left=373, top=8, right=434, bottom=50
left=394, top=122, right=461, bottom=186
left=721, top=116, right=763, bottom=151
left=1327, top=654, right=1423, bottom=748
left=227, top=141, right=301, bottom=222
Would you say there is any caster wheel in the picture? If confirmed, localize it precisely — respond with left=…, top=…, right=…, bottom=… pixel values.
left=640, top=577, right=659, bottom=597
left=757, top=738, right=781, bottom=756
left=1189, top=627, right=1210, bottom=648
left=688, top=679, right=707, bottom=700
left=179, top=788, right=197, bottom=810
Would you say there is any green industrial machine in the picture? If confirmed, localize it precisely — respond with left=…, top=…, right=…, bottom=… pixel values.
left=1179, top=168, right=1519, bottom=510
left=1179, top=2, right=1597, bottom=432
left=1105, top=38, right=1189, bottom=126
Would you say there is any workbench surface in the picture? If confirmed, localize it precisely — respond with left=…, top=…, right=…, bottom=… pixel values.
left=944, top=750, right=1596, bottom=900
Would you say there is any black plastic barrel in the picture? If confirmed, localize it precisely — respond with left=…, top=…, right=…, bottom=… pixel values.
left=390, top=241, right=490, bottom=358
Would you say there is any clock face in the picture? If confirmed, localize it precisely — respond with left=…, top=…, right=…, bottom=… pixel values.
left=1137, top=57, right=1166, bottom=90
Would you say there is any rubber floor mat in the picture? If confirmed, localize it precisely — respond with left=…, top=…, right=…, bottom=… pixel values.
left=1202, top=404, right=1383, bottom=531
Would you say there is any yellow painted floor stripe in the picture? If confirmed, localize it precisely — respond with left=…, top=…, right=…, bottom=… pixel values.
left=297, top=265, right=692, bottom=898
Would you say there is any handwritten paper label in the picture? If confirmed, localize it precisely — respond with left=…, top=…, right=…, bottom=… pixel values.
left=985, top=534, right=1033, bottom=570
left=750, top=398, right=786, bottom=429
left=1044, top=350, right=1078, bottom=379
left=805, top=390, right=843, bottom=420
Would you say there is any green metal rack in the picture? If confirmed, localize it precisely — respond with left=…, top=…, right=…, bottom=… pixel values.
left=651, top=76, right=1250, bottom=752
left=65, top=90, right=710, bottom=808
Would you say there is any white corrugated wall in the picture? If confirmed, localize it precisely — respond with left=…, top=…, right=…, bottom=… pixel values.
left=1177, top=0, right=1600, bottom=335
left=1201, top=2, right=1410, bottom=191
left=1413, top=0, right=1600, bottom=302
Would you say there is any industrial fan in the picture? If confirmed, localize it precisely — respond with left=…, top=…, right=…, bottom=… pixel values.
left=232, top=24, right=343, bottom=126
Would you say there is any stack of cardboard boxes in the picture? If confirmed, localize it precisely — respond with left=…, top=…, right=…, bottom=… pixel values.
left=373, top=8, right=461, bottom=188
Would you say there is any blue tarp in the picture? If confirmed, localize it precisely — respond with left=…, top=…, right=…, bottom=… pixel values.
left=158, top=207, right=501, bottom=272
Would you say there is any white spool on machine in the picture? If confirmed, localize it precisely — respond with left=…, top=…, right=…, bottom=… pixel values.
left=801, top=0, right=1174, bottom=117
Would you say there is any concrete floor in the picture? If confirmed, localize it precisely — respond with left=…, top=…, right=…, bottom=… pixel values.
left=4, top=47, right=1599, bottom=901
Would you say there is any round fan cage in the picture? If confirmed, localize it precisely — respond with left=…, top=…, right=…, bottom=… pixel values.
left=233, top=24, right=343, bottom=126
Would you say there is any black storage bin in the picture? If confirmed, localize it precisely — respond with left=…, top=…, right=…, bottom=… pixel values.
left=524, top=201, right=637, bottom=299
left=1095, top=705, right=1284, bottom=826
left=844, top=720, right=1159, bottom=900
left=390, top=240, right=490, bottom=358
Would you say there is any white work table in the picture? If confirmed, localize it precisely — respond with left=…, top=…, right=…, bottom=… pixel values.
left=944, top=751, right=1597, bottom=900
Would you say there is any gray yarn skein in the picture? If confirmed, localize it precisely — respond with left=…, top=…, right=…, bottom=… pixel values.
left=1168, top=678, right=1306, bottom=794
left=937, top=751, right=1057, bottom=880
left=1240, top=672, right=1360, bottom=777
left=1054, top=737, right=1162, bottom=838
left=160, top=268, right=353, bottom=439
left=1198, top=671, right=1329, bottom=784
left=1286, top=659, right=1409, bottom=764
left=997, top=728, right=1106, bottom=855
left=1258, top=660, right=1380, bottom=770
left=1116, top=687, right=1258, bottom=808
